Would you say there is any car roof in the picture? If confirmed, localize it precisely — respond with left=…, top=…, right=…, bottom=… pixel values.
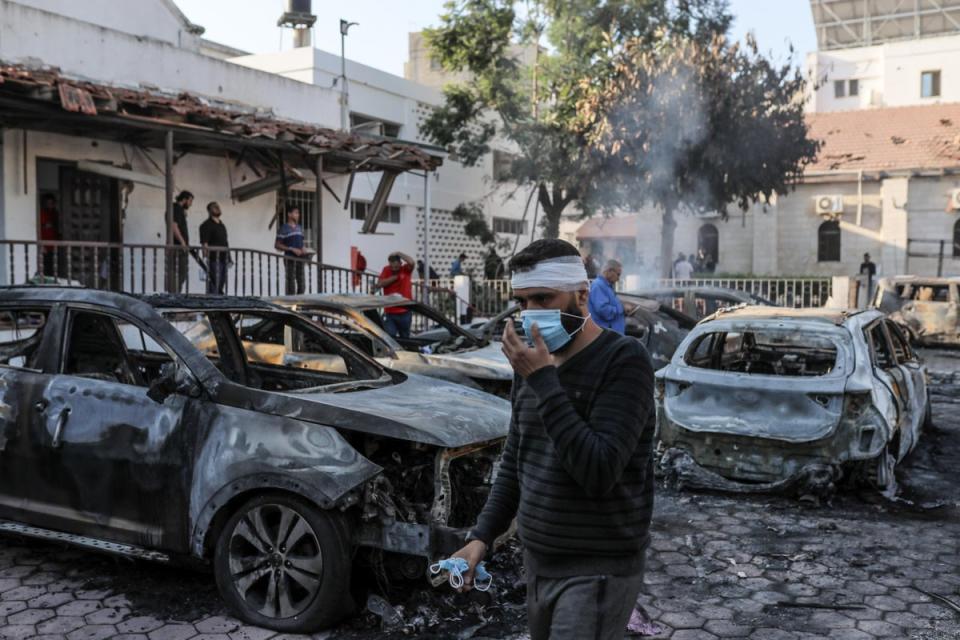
left=702, top=305, right=877, bottom=326
left=878, top=276, right=960, bottom=286
left=622, top=286, right=753, bottom=301
left=275, top=293, right=413, bottom=310
left=0, top=287, right=290, bottom=313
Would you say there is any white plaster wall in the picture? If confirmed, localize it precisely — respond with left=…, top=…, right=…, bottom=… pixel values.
left=807, top=34, right=960, bottom=112
left=6, top=0, right=200, bottom=49
left=905, top=176, right=960, bottom=276
left=0, top=2, right=340, bottom=126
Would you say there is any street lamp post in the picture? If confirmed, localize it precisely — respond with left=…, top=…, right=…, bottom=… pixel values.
left=339, top=19, right=358, bottom=131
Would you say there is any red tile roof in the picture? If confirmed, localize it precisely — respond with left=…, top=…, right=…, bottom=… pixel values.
left=806, top=103, right=960, bottom=173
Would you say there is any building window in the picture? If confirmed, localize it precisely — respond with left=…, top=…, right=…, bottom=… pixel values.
left=921, top=70, right=941, bottom=98
left=848, top=79, right=859, bottom=96
left=351, top=201, right=401, bottom=224
left=697, top=223, right=719, bottom=268
left=493, top=217, right=527, bottom=235
left=954, top=219, right=960, bottom=258
left=430, top=56, right=443, bottom=71
left=818, top=220, right=841, bottom=262
left=834, top=80, right=846, bottom=98
left=284, top=190, right=316, bottom=249
left=349, top=113, right=401, bottom=138
left=492, top=150, right=517, bottom=181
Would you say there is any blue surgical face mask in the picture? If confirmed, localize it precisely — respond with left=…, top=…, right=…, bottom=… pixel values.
left=520, top=309, right=589, bottom=353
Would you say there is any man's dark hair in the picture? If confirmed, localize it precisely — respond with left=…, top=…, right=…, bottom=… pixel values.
left=388, top=253, right=401, bottom=262
left=286, top=203, right=300, bottom=216
left=206, top=202, right=219, bottom=214
left=176, top=190, right=193, bottom=203
left=508, top=239, right=580, bottom=273
left=41, top=193, right=56, bottom=205
left=458, top=252, right=467, bottom=260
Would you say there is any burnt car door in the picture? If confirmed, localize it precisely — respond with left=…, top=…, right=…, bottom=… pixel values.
left=864, top=321, right=911, bottom=459
left=0, top=304, right=63, bottom=525
left=884, top=319, right=926, bottom=457
left=29, top=305, right=197, bottom=549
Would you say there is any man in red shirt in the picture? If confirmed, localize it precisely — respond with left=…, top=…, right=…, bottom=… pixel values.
left=378, top=251, right=415, bottom=338
left=39, top=194, right=60, bottom=277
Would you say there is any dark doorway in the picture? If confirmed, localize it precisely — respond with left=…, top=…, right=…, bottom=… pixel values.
left=38, top=159, right=121, bottom=289
left=818, top=220, right=841, bottom=263
left=697, top=223, right=719, bottom=270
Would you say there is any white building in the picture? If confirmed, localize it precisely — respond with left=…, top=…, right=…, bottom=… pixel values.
left=807, top=0, right=960, bottom=111
left=0, top=0, right=530, bottom=295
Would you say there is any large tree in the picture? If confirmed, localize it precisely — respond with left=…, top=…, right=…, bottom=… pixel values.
left=421, top=0, right=732, bottom=241
left=576, top=33, right=820, bottom=276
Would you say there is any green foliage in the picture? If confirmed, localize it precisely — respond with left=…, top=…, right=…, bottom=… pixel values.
left=451, top=202, right=497, bottom=245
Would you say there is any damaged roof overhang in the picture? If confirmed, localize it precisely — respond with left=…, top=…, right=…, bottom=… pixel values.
left=0, top=63, right=444, bottom=175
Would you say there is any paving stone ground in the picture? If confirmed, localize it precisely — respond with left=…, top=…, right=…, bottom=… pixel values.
left=0, top=353, right=957, bottom=639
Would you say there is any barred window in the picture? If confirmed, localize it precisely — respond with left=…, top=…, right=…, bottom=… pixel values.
left=351, top=201, right=401, bottom=224
left=818, top=220, right=841, bottom=262
left=493, top=217, right=526, bottom=235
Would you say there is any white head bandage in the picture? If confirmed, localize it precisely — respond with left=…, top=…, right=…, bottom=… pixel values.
left=510, top=256, right=589, bottom=291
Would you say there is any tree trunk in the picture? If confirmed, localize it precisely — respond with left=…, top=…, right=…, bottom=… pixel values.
left=537, top=183, right=568, bottom=240
left=660, top=208, right=676, bottom=279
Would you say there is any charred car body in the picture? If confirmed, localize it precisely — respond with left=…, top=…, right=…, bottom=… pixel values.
left=0, top=288, right=510, bottom=631
left=443, top=296, right=695, bottom=370
left=656, top=307, right=929, bottom=497
left=624, top=286, right=775, bottom=321
left=873, top=276, right=960, bottom=347
left=270, top=294, right=513, bottom=396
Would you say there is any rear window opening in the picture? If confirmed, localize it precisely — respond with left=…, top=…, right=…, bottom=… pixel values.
left=685, top=330, right=838, bottom=376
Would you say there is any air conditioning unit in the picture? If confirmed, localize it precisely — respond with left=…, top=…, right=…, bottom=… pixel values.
left=815, top=195, right=844, bottom=216
left=949, top=188, right=960, bottom=211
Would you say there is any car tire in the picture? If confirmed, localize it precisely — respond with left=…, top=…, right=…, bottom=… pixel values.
left=213, top=493, right=353, bottom=632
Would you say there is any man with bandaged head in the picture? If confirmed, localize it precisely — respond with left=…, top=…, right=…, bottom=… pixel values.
left=450, top=239, right=656, bottom=640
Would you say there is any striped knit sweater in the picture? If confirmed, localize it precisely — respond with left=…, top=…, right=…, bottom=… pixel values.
left=470, top=329, right=656, bottom=578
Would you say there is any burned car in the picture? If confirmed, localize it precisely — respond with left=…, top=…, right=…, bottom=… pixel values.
left=656, top=307, right=929, bottom=498
left=0, top=288, right=510, bottom=632
left=873, top=276, right=960, bottom=347
left=443, top=296, right=695, bottom=370
left=270, top=294, right=513, bottom=396
left=624, top=286, right=775, bottom=320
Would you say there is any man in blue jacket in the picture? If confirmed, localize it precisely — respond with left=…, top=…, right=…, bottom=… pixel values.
left=589, top=259, right=625, bottom=333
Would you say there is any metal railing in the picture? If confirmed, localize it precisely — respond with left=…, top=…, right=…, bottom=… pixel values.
left=0, top=240, right=379, bottom=297
left=655, top=277, right=833, bottom=308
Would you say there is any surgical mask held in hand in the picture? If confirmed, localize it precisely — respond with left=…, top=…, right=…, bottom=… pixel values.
left=429, top=557, right=493, bottom=592
left=520, top=309, right=589, bottom=353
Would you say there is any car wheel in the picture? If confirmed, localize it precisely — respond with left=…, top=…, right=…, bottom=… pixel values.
left=213, top=494, right=352, bottom=632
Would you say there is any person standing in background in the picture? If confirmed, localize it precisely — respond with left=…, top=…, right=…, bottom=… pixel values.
left=451, top=252, right=467, bottom=277
left=589, top=259, right=625, bottom=333
left=378, top=252, right=415, bottom=338
left=860, top=253, right=878, bottom=305
left=199, top=201, right=229, bottom=295
left=673, top=253, right=694, bottom=280
left=275, top=204, right=310, bottom=295
left=38, top=193, right=60, bottom=277
left=167, top=190, right=193, bottom=293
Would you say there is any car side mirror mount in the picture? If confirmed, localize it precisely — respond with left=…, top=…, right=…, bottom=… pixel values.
left=147, top=362, right=202, bottom=404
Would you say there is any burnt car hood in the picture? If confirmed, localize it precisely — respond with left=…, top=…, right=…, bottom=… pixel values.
left=422, top=343, right=512, bottom=381
left=287, top=373, right=511, bottom=448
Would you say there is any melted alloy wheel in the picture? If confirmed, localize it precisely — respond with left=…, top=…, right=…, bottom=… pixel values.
left=228, top=504, right=324, bottom=619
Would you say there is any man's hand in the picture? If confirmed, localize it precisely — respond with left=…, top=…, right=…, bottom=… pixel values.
left=502, top=321, right=552, bottom=378
left=450, top=539, right=487, bottom=592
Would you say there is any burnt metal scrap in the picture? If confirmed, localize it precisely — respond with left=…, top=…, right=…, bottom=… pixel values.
left=0, top=62, right=442, bottom=174
left=655, top=306, right=930, bottom=498
left=872, top=276, right=960, bottom=347
left=0, top=287, right=508, bottom=632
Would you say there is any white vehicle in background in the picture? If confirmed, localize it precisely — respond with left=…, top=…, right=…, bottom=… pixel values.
left=656, top=307, right=930, bottom=498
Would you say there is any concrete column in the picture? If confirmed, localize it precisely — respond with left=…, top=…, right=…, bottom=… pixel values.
left=751, top=198, right=779, bottom=276
left=880, top=177, right=909, bottom=277
left=454, top=274, right=470, bottom=323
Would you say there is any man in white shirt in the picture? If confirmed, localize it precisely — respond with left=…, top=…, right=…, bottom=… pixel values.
left=673, top=253, right=694, bottom=280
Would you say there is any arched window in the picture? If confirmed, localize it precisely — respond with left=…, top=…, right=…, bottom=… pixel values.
left=818, top=220, right=841, bottom=262
left=697, top=224, right=719, bottom=271
left=954, top=219, right=960, bottom=258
